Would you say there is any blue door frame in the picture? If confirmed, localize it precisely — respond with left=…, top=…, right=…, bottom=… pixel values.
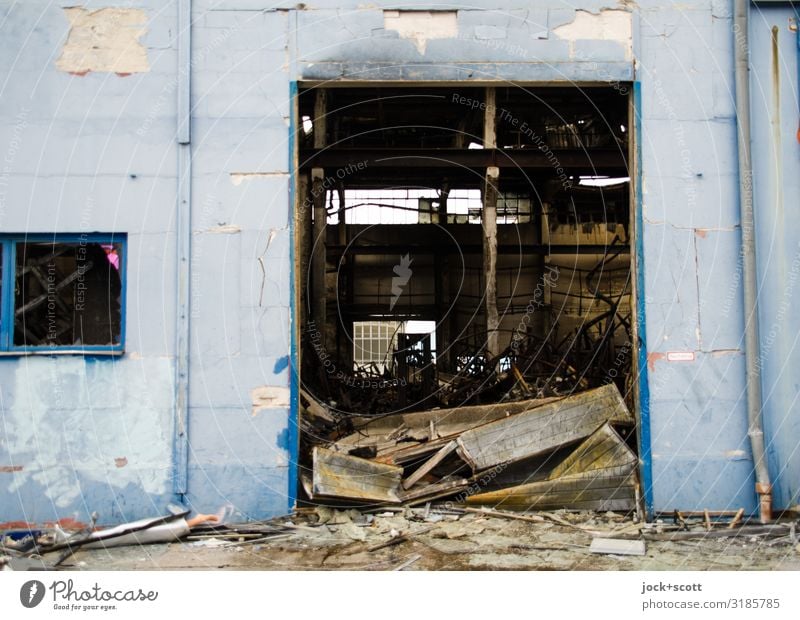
left=288, top=80, right=300, bottom=513
left=633, top=81, right=655, bottom=520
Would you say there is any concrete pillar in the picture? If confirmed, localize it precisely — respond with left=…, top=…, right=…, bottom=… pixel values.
left=310, top=89, right=328, bottom=350
left=311, top=168, right=327, bottom=351
left=297, top=173, right=311, bottom=342
left=483, top=88, right=500, bottom=358
left=483, top=166, right=500, bottom=359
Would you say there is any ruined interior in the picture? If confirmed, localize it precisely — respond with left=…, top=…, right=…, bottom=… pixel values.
left=295, top=84, right=635, bottom=509
left=13, top=240, right=124, bottom=348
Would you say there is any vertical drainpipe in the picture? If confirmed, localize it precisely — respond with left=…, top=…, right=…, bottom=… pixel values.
left=733, top=0, right=772, bottom=523
left=173, top=0, right=192, bottom=505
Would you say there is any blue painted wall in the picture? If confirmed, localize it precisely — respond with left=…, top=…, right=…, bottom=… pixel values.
left=638, top=1, right=760, bottom=515
left=0, top=0, right=793, bottom=524
left=749, top=4, right=800, bottom=510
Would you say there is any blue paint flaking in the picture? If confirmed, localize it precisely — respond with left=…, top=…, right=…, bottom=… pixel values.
left=276, top=426, right=291, bottom=452
left=273, top=355, right=289, bottom=374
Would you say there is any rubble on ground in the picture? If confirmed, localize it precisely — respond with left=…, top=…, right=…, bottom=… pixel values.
left=4, top=506, right=798, bottom=571
left=303, top=382, right=640, bottom=513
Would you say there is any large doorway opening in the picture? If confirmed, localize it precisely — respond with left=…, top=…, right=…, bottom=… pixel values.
left=294, top=85, right=638, bottom=512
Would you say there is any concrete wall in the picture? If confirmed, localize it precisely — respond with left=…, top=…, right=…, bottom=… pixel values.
left=637, top=0, right=762, bottom=514
left=0, top=1, right=181, bottom=526
left=1, top=0, right=787, bottom=523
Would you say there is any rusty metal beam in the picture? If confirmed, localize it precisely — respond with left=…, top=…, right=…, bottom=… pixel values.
left=326, top=243, right=629, bottom=256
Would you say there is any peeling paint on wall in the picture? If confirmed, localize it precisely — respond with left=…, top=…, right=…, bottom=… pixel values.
left=384, top=10, right=458, bottom=54
left=199, top=224, right=241, bottom=234
left=230, top=172, right=288, bottom=186
left=552, top=9, right=632, bottom=59
left=647, top=351, right=666, bottom=370
left=273, top=356, right=289, bottom=374
left=5, top=358, right=172, bottom=508
left=56, top=8, right=150, bottom=75
left=251, top=386, right=290, bottom=416
left=725, top=450, right=748, bottom=461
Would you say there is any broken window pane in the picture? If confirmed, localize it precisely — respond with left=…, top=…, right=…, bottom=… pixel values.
left=14, top=241, right=123, bottom=347
left=353, top=320, right=401, bottom=372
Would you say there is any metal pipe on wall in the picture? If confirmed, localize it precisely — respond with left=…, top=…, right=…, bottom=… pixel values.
left=173, top=0, right=192, bottom=503
left=733, top=0, right=772, bottom=523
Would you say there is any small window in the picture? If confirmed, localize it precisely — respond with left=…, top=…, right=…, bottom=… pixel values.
left=352, top=320, right=401, bottom=372
left=0, top=234, right=126, bottom=354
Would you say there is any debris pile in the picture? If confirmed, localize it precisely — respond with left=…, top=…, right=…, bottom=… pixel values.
left=302, top=382, right=640, bottom=513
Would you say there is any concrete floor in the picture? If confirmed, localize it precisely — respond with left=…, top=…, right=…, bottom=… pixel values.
left=60, top=509, right=800, bottom=571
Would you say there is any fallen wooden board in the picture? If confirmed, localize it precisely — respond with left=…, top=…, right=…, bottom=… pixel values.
left=548, top=422, right=637, bottom=480
left=398, top=478, right=470, bottom=506
left=642, top=524, right=792, bottom=541
left=589, top=538, right=646, bottom=556
left=393, top=553, right=422, bottom=571
left=312, top=447, right=403, bottom=504
left=402, top=441, right=458, bottom=490
left=456, top=383, right=633, bottom=472
left=374, top=436, right=455, bottom=466
left=465, top=470, right=637, bottom=512
left=333, top=397, right=560, bottom=457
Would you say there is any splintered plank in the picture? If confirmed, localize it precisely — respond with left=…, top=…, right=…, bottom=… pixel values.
left=465, top=470, right=637, bottom=512
left=312, top=447, right=403, bottom=503
left=548, top=422, right=637, bottom=480
left=456, top=383, right=633, bottom=472
left=402, top=441, right=458, bottom=490
left=374, top=436, right=454, bottom=466
left=398, top=478, right=469, bottom=505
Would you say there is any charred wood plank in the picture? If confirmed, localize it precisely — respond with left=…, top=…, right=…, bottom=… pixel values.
left=456, top=384, right=633, bottom=472
left=465, top=470, right=637, bottom=512
left=312, top=447, right=403, bottom=504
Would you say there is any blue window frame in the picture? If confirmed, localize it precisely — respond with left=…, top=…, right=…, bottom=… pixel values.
left=0, top=233, right=126, bottom=354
